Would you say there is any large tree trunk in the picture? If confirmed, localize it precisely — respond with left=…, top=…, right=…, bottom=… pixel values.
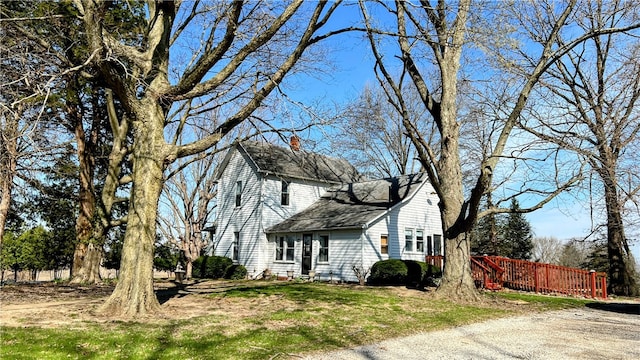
left=436, top=170, right=479, bottom=300
left=70, top=100, right=102, bottom=284
left=603, top=179, right=639, bottom=296
left=432, top=41, right=479, bottom=300
left=100, top=102, right=166, bottom=317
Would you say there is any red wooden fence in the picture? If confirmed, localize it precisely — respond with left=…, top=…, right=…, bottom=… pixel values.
left=426, top=255, right=607, bottom=299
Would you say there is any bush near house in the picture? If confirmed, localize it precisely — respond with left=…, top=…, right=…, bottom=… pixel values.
left=192, top=256, right=247, bottom=280
left=368, top=259, right=441, bottom=287
left=225, top=264, right=248, bottom=280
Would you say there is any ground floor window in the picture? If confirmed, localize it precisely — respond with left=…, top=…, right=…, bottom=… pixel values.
left=416, top=229, right=424, bottom=252
left=405, top=229, right=414, bottom=252
left=433, top=234, right=442, bottom=256
left=233, top=232, right=239, bottom=261
left=276, top=236, right=295, bottom=261
left=318, top=234, right=329, bottom=262
left=381, top=234, right=388, bottom=254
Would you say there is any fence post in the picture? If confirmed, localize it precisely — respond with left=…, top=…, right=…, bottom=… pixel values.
left=534, top=262, right=539, bottom=294
left=601, top=275, right=607, bottom=299
left=589, top=270, right=596, bottom=299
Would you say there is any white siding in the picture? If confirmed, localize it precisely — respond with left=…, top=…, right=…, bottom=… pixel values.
left=265, top=230, right=363, bottom=282
left=260, top=175, right=328, bottom=229
left=215, top=146, right=443, bottom=283
left=363, top=181, right=443, bottom=273
left=214, top=149, right=266, bottom=275
left=214, top=149, right=333, bottom=278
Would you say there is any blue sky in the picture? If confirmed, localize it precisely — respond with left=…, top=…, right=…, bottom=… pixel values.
left=278, top=3, right=640, bottom=263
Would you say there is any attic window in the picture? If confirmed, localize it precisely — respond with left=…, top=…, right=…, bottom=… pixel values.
left=281, top=180, right=289, bottom=206
left=235, top=181, right=242, bottom=207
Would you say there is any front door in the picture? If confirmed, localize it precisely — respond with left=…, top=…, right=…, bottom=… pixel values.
left=302, top=233, right=313, bottom=275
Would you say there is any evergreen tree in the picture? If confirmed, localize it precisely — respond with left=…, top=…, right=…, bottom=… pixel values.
left=581, top=241, right=609, bottom=273
left=503, top=199, right=534, bottom=260
left=558, top=239, right=589, bottom=268
left=471, top=194, right=506, bottom=256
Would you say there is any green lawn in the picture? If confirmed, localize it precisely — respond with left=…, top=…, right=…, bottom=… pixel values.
left=0, top=282, right=594, bottom=360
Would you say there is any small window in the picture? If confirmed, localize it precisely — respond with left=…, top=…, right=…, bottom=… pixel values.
left=286, top=236, right=294, bottom=261
left=380, top=234, right=388, bottom=255
left=235, top=181, right=242, bottom=207
left=416, top=230, right=424, bottom=252
left=232, top=232, right=240, bottom=261
left=276, top=236, right=295, bottom=261
left=318, top=234, right=329, bottom=262
left=281, top=180, right=289, bottom=206
left=405, top=229, right=414, bottom=252
left=433, top=234, right=442, bottom=256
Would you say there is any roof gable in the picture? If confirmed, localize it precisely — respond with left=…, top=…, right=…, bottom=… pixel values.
left=266, top=173, right=428, bottom=233
left=216, top=141, right=362, bottom=184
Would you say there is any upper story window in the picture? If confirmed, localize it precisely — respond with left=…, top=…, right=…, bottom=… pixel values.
left=281, top=180, right=290, bottom=206
left=318, top=234, right=329, bottom=262
left=416, top=230, right=424, bottom=252
left=405, top=229, right=414, bottom=252
left=235, top=181, right=242, bottom=207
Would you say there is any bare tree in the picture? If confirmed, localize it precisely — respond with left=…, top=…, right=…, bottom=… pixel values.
left=0, top=4, right=64, bottom=251
left=531, top=236, right=563, bottom=264
left=358, top=0, right=639, bottom=299
left=520, top=0, right=640, bottom=295
left=158, top=138, right=222, bottom=280
left=332, top=85, right=426, bottom=178
left=48, top=0, right=348, bottom=316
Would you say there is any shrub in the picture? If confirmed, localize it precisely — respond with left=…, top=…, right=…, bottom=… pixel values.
left=205, top=256, right=233, bottom=278
left=368, top=259, right=440, bottom=287
left=404, top=260, right=425, bottom=287
left=192, top=256, right=205, bottom=278
left=368, top=259, right=407, bottom=285
left=192, top=255, right=234, bottom=279
left=421, top=263, right=442, bottom=287
left=225, top=264, right=248, bottom=280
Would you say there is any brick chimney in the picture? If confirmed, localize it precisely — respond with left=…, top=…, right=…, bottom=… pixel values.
left=290, top=135, right=300, bottom=151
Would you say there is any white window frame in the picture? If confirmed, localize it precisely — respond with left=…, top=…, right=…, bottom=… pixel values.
left=318, top=234, right=329, bottom=263
left=235, top=181, right=242, bottom=207
left=281, top=180, right=290, bottom=206
left=232, top=231, right=239, bottom=262
left=416, top=229, right=424, bottom=252
left=405, top=228, right=414, bottom=252
left=275, top=235, right=295, bottom=262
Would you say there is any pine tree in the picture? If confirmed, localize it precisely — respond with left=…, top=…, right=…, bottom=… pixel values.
left=471, top=194, right=506, bottom=256
left=503, top=199, right=533, bottom=260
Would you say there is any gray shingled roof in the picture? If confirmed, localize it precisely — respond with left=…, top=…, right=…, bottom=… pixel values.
left=237, top=141, right=362, bottom=184
left=265, top=173, right=427, bottom=233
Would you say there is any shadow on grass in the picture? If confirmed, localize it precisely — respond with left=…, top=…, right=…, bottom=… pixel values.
left=155, top=279, right=293, bottom=305
left=586, top=302, right=640, bottom=315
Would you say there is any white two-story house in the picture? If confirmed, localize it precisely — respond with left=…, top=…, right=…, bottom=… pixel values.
left=212, top=139, right=443, bottom=282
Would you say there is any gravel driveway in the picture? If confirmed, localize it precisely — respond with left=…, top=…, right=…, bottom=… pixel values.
left=304, top=302, right=640, bottom=360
